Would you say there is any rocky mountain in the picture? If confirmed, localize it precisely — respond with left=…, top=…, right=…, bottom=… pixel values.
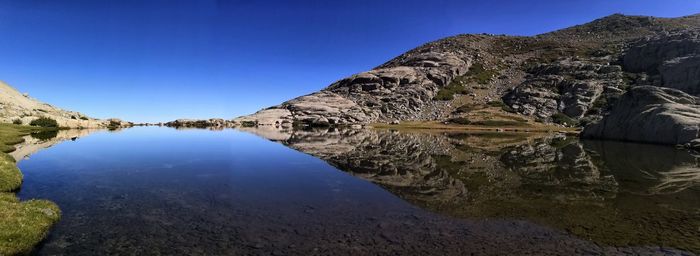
left=234, top=13, right=700, bottom=146
left=0, top=81, right=132, bottom=128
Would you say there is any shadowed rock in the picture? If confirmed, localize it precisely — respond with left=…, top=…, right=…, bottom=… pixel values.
left=582, top=86, right=700, bottom=145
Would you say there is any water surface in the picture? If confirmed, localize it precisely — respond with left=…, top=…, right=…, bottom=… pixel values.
left=15, top=127, right=700, bottom=255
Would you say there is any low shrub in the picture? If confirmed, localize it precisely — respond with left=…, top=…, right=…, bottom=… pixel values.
left=29, top=118, right=58, bottom=128
left=434, top=81, right=470, bottom=101
left=12, top=119, right=22, bottom=125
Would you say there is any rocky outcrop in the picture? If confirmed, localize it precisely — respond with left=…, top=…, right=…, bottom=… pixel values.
left=623, top=32, right=700, bottom=75
left=234, top=51, right=471, bottom=126
left=623, top=32, right=700, bottom=94
left=503, top=59, right=625, bottom=122
left=582, top=86, right=700, bottom=145
left=0, top=81, right=129, bottom=129
left=660, top=54, right=700, bottom=95
left=581, top=32, right=700, bottom=145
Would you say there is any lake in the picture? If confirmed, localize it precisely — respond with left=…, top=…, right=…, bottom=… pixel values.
left=14, top=127, right=700, bottom=255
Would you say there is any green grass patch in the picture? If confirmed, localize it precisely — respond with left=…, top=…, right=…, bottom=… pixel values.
left=434, top=78, right=470, bottom=101
left=0, top=154, right=22, bottom=192
left=434, top=62, right=499, bottom=101
left=0, top=196, right=60, bottom=255
left=0, top=123, right=61, bottom=254
left=486, top=100, right=516, bottom=113
left=448, top=117, right=527, bottom=127
left=471, top=120, right=528, bottom=127
left=464, top=63, right=498, bottom=85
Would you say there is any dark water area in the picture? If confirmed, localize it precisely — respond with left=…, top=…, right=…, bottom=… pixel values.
left=15, top=127, right=700, bottom=255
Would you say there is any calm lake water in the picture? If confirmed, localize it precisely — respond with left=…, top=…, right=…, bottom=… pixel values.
left=14, top=127, right=700, bottom=255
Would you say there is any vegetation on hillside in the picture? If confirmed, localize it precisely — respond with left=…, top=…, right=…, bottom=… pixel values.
left=434, top=77, right=470, bottom=101
left=464, top=63, right=499, bottom=85
left=29, top=117, right=58, bottom=128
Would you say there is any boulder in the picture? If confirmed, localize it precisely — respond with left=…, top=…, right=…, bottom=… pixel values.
left=622, top=32, right=700, bottom=96
left=581, top=86, right=700, bottom=145
left=659, top=55, right=700, bottom=95
left=623, top=32, right=700, bottom=74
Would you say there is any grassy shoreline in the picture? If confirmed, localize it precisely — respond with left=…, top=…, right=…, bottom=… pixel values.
left=0, top=124, right=61, bottom=255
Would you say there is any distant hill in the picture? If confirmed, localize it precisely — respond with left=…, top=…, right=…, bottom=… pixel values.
left=0, top=81, right=131, bottom=128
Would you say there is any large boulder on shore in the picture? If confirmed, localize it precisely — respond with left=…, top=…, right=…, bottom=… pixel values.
left=623, top=32, right=700, bottom=95
left=581, top=86, right=700, bottom=145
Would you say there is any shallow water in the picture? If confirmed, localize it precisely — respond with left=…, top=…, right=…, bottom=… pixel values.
left=15, top=127, right=700, bottom=255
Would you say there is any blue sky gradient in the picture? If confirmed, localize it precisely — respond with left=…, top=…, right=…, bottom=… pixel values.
left=1, top=0, right=699, bottom=123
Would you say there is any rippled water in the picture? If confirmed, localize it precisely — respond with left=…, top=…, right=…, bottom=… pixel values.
left=14, top=127, right=700, bottom=255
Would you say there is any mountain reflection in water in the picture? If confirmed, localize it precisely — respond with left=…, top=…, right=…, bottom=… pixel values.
left=240, top=126, right=700, bottom=253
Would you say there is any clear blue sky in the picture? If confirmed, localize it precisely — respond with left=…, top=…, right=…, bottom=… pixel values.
left=1, top=0, right=699, bottom=123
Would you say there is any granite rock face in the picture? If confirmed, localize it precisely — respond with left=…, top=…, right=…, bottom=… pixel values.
left=234, top=51, right=471, bottom=126
left=582, top=32, right=700, bottom=145
left=623, top=32, right=700, bottom=75
left=582, top=86, right=700, bottom=145
left=623, top=32, right=700, bottom=95
left=660, top=54, right=700, bottom=95
left=503, top=60, right=624, bottom=121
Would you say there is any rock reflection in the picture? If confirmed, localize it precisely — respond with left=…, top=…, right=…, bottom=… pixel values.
left=239, top=126, right=700, bottom=253
left=583, top=140, right=700, bottom=195
left=10, top=129, right=100, bottom=161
